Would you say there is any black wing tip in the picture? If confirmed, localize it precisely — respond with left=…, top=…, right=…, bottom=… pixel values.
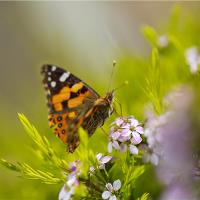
left=41, top=64, right=54, bottom=74
left=41, top=64, right=69, bottom=75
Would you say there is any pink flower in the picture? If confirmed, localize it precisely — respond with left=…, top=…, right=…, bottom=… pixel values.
left=108, top=116, right=143, bottom=155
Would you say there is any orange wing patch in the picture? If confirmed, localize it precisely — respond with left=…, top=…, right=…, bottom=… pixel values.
left=52, top=87, right=71, bottom=104
left=51, top=83, right=92, bottom=111
left=52, top=87, right=71, bottom=111
left=48, top=113, right=68, bottom=143
left=68, top=90, right=91, bottom=108
left=68, top=112, right=76, bottom=119
left=71, top=82, right=84, bottom=92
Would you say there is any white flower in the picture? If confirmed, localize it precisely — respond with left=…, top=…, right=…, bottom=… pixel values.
left=102, top=179, right=121, bottom=200
left=141, top=144, right=159, bottom=166
left=129, top=145, right=138, bottom=155
left=59, top=184, right=74, bottom=200
left=157, top=35, right=169, bottom=48
left=96, top=153, right=112, bottom=169
left=58, top=160, right=81, bottom=200
left=185, top=46, right=200, bottom=73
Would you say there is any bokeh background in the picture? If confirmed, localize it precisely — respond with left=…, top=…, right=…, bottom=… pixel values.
left=1, top=2, right=200, bottom=199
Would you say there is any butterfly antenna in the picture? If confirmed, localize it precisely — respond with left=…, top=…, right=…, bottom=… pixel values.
left=107, top=60, right=116, bottom=92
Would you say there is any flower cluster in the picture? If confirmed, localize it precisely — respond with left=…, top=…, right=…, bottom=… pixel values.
left=156, top=87, right=196, bottom=199
left=102, top=179, right=121, bottom=200
left=143, top=111, right=171, bottom=165
left=185, top=46, right=200, bottom=73
left=59, top=160, right=81, bottom=200
left=108, top=116, right=144, bottom=155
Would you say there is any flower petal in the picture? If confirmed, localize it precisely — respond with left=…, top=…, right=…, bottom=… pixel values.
left=112, top=141, right=120, bottom=150
left=120, top=128, right=132, bottom=137
left=121, top=122, right=130, bottom=129
left=67, top=175, right=77, bottom=187
left=131, top=131, right=142, bottom=144
left=59, top=184, right=74, bottom=200
left=100, top=163, right=106, bottom=170
left=108, top=142, right=113, bottom=153
left=102, top=191, right=111, bottom=199
left=109, top=195, right=117, bottom=200
left=89, top=166, right=95, bottom=172
left=96, top=153, right=102, bottom=161
left=130, top=118, right=139, bottom=127
left=129, top=145, right=138, bottom=155
left=151, top=153, right=159, bottom=166
left=119, top=143, right=127, bottom=152
left=106, top=183, right=113, bottom=192
left=118, top=135, right=131, bottom=142
left=111, top=131, right=121, bottom=140
left=113, top=179, right=121, bottom=191
left=115, top=117, right=124, bottom=126
left=100, top=156, right=112, bottom=164
left=135, top=126, right=144, bottom=134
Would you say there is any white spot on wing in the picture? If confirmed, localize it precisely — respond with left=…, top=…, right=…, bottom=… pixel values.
left=59, top=72, right=70, bottom=82
left=48, top=72, right=51, bottom=75
left=51, top=81, right=56, bottom=87
left=51, top=66, right=57, bottom=71
left=48, top=77, right=51, bottom=81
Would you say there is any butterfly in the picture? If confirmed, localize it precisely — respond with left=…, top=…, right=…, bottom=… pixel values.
left=41, top=64, right=114, bottom=153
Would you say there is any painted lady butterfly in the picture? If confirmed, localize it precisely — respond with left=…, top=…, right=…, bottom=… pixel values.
left=41, top=64, right=114, bottom=153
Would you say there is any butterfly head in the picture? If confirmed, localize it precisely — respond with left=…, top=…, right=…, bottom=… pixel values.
left=105, top=90, right=114, bottom=104
left=104, top=90, right=115, bottom=116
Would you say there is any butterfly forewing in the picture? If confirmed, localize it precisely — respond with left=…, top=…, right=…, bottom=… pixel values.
left=41, top=64, right=99, bottom=149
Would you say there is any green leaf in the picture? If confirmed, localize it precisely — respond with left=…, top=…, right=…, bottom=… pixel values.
left=151, top=47, right=159, bottom=69
left=137, top=193, right=150, bottom=200
left=18, top=113, right=68, bottom=170
left=142, top=26, right=158, bottom=46
left=17, top=162, right=64, bottom=184
left=1, top=158, right=64, bottom=184
left=126, top=165, right=145, bottom=186
left=79, top=127, right=89, bottom=148
left=143, top=48, right=164, bottom=114
left=0, top=158, right=20, bottom=172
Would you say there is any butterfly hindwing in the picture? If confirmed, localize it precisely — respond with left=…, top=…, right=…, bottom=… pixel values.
left=41, top=64, right=100, bottom=150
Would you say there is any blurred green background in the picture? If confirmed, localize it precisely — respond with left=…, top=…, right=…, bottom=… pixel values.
left=0, top=2, right=200, bottom=199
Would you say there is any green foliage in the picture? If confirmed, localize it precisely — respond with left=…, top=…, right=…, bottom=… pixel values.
left=18, top=113, right=68, bottom=171
left=1, top=4, right=200, bottom=200
left=144, top=48, right=164, bottom=114
left=142, top=26, right=158, bottom=47
left=0, top=159, right=63, bottom=184
left=0, top=158, right=20, bottom=172
left=136, top=193, right=149, bottom=200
